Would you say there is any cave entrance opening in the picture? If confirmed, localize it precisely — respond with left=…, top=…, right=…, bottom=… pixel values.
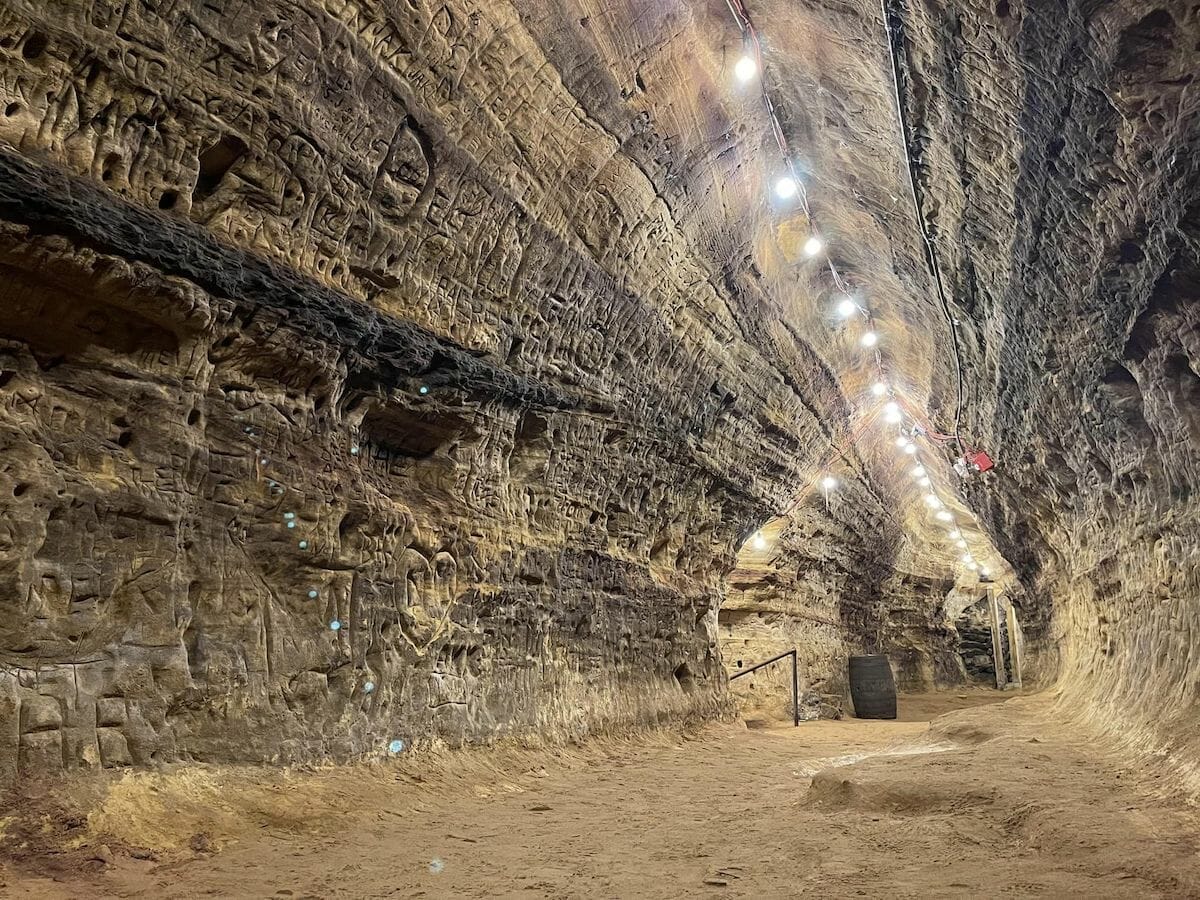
left=718, top=515, right=841, bottom=725
left=953, top=587, right=1023, bottom=689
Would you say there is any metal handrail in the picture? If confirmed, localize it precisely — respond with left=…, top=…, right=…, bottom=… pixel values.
left=728, top=649, right=799, bottom=727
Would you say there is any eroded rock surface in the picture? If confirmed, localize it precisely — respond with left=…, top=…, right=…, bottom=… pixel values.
left=0, top=0, right=1195, bottom=780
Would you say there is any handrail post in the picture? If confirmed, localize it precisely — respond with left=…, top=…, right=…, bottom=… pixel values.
left=791, top=649, right=799, bottom=727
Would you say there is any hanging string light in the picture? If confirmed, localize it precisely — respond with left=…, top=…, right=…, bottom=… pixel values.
left=721, top=0, right=1006, bottom=583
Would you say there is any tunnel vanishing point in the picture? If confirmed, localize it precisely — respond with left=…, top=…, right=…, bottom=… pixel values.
left=0, top=0, right=1199, bottom=870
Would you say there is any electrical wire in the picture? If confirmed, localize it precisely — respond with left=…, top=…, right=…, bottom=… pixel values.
left=878, top=0, right=969, bottom=457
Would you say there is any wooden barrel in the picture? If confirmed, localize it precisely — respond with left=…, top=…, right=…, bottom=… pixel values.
left=848, top=655, right=897, bottom=719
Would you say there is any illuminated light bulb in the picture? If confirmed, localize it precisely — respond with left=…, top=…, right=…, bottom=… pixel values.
left=895, top=436, right=910, bottom=449
left=350, top=445, right=360, bottom=456
left=803, top=235, right=824, bottom=257
left=967, top=562, right=979, bottom=571
left=949, top=529, right=962, bottom=539
left=956, top=539, right=967, bottom=548
left=388, top=738, right=405, bottom=754
left=860, top=331, right=879, bottom=348
left=330, top=619, right=342, bottom=631
left=904, top=443, right=918, bottom=455
left=962, top=554, right=974, bottom=563
left=871, top=381, right=888, bottom=397
left=821, top=475, right=838, bottom=491
left=751, top=534, right=767, bottom=551
left=884, top=407, right=902, bottom=424
left=936, top=511, right=953, bottom=522
left=774, top=176, right=798, bottom=199
left=299, top=540, right=309, bottom=550
left=925, top=494, right=941, bottom=508
left=911, top=465, right=926, bottom=478
left=734, top=55, right=758, bottom=82
left=308, top=589, right=319, bottom=599
left=418, top=385, right=430, bottom=395
left=837, top=297, right=858, bottom=318
left=979, top=568, right=989, bottom=578
left=919, top=476, right=931, bottom=487
left=363, top=680, right=375, bottom=694
left=287, top=521, right=296, bottom=529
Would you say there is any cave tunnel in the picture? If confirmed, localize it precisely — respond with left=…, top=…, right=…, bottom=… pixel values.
left=0, top=0, right=1199, bottom=895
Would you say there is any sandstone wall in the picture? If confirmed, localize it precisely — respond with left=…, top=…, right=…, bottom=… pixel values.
left=0, top=0, right=933, bottom=775
left=889, top=0, right=1200, bottom=776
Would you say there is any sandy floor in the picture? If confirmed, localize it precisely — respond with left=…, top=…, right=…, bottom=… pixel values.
left=4, top=690, right=1200, bottom=898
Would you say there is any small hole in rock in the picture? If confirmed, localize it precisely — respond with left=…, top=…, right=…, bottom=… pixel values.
left=193, top=134, right=248, bottom=201
left=22, top=31, right=47, bottom=59
left=3, top=103, right=18, bottom=117
left=159, top=190, right=178, bottom=210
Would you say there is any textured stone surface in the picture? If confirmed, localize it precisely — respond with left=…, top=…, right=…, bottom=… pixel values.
left=0, top=0, right=1195, bottom=778
left=0, top=0, right=924, bottom=774
left=884, top=0, right=1200, bottom=773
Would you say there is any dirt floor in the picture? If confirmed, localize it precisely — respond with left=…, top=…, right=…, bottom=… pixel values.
left=4, top=690, right=1200, bottom=898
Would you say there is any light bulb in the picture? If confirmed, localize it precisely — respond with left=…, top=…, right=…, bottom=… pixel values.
left=860, top=331, right=879, bottom=348
left=895, top=436, right=910, bottom=449
left=904, top=443, right=917, bottom=455
left=956, top=539, right=967, bottom=548
left=884, top=407, right=902, bottom=424
left=734, top=55, right=757, bottom=82
left=821, top=475, right=838, bottom=491
left=949, top=529, right=962, bottom=539
left=925, top=494, right=941, bottom=508
left=837, top=297, right=858, bottom=318
left=936, top=511, right=953, bottom=522
left=979, top=568, right=989, bottom=578
left=803, top=235, right=824, bottom=257
left=751, top=534, right=767, bottom=550
left=871, top=381, right=888, bottom=397
left=911, top=466, right=926, bottom=478
left=967, top=562, right=979, bottom=571
left=962, top=554, right=974, bottom=563
left=775, top=176, right=797, bottom=199
left=919, top=476, right=931, bottom=487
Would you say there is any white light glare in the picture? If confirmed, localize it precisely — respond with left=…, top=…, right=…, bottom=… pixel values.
left=904, top=443, right=918, bottom=455
left=871, top=381, right=888, bottom=397
left=949, top=529, right=962, bottom=539
left=751, top=534, right=768, bottom=550
left=821, top=475, right=838, bottom=491
left=967, top=562, right=979, bottom=571
left=734, top=55, right=758, bottom=82
left=860, top=331, right=879, bottom=348
left=956, top=539, right=967, bottom=548
left=911, top=465, right=926, bottom=478
left=919, top=476, right=931, bottom=487
left=895, top=436, right=910, bottom=449
left=962, top=554, right=974, bottom=563
left=775, top=176, right=797, bottom=199
left=803, top=235, right=824, bottom=257
left=936, top=511, right=954, bottom=522
left=925, top=494, right=942, bottom=508
left=837, top=297, right=859, bottom=319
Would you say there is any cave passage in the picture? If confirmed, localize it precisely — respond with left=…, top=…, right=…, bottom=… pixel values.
left=0, top=0, right=1199, bottom=896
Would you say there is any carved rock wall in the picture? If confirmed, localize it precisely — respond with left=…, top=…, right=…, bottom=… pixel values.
left=889, top=0, right=1200, bottom=776
left=0, top=0, right=927, bottom=775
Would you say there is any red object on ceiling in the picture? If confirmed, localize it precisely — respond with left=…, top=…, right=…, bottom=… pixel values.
left=966, top=449, right=994, bottom=473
